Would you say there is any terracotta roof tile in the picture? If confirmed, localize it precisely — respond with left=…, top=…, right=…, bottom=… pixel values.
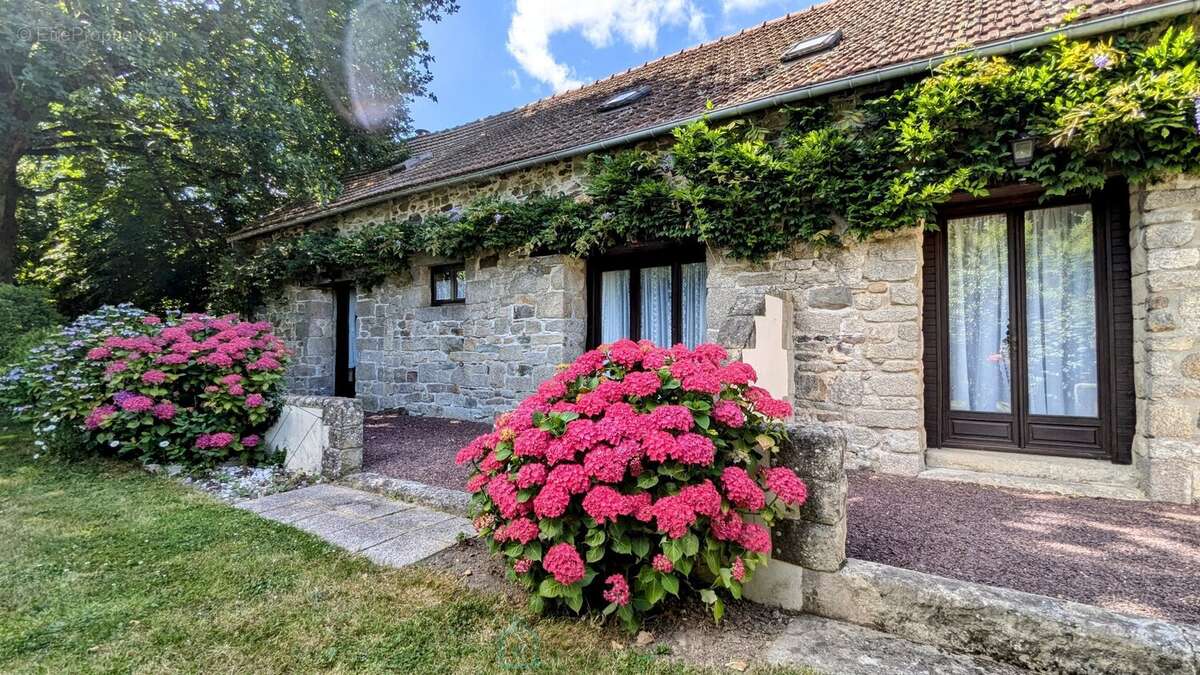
left=244, top=0, right=1167, bottom=236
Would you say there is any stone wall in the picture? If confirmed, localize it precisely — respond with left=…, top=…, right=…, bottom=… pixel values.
left=353, top=251, right=587, bottom=420
left=706, top=230, right=926, bottom=475
left=263, top=286, right=336, bottom=395
left=1130, top=176, right=1200, bottom=504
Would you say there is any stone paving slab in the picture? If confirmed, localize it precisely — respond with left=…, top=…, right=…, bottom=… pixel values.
left=767, top=615, right=1028, bottom=674
left=238, top=485, right=471, bottom=565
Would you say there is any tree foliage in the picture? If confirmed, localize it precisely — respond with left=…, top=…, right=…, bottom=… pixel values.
left=4, top=0, right=456, bottom=313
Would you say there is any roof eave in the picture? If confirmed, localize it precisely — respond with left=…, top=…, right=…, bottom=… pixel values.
left=230, top=0, right=1198, bottom=243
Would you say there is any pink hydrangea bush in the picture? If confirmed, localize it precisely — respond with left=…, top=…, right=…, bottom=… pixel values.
left=457, top=340, right=806, bottom=629
left=1, top=305, right=290, bottom=464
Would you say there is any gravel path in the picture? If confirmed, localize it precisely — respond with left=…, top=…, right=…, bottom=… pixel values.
left=847, top=471, right=1200, bottom=625
left=364, top=413, right=1200, bottom=625
left=362, top=411, right=490, bottom=492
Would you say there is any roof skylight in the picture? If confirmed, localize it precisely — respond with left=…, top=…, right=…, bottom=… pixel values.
left=598, top=85, right=651, bottom=112
left=781, top=29, right=842, bottom=62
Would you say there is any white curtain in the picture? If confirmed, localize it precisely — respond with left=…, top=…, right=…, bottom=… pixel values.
left=600, top=270, right=630, bottom=343
left=1025, top=205, right=1098, bottom=417
left=434, top=270, right=452, bottom=301
left=681, top=262, right=707, bottom=348
left=948, top=214, right=1011, bottom=413
left=640, top=266, right=672, bottom=346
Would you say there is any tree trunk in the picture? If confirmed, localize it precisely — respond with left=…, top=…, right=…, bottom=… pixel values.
left=0, top=156, right=18, bottom=284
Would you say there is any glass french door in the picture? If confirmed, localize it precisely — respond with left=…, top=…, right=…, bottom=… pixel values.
left=940, top=200, right=1110, bottom=458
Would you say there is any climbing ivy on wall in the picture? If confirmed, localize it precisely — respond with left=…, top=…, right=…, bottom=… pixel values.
left=213, top=22, right=1200, bottom=314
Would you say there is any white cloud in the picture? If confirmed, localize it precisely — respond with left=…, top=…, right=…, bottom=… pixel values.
left=507, top=0, right=707, bottom=93
left=506, top=68, right=523, bottom=90
left=720, top=0, right=781, bottom=13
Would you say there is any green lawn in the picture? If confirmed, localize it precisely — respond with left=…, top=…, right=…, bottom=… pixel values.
left=0, top=434, right=708, bottom=674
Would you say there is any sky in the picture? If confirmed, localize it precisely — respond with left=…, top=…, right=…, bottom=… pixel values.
left=407, top=0, right=821, bottom=133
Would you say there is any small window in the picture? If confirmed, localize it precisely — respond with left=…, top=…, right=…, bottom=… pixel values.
left=588, top=245, right=707, bottom=348
left=431, top=264, right=466, bottom=305
left=598, top=85, right=651, bottom=111
left=781, top=29, right=842, bottom=62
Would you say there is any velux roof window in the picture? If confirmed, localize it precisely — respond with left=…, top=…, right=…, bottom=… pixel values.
left=781, top=29, right=842, bottom=62
left=598, top=85, right=651, bottom=112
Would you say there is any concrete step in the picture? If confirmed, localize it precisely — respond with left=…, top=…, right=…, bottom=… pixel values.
left=767, top=615, right=1028, bottom=674
left=919, top=467, right=1146, bottom=501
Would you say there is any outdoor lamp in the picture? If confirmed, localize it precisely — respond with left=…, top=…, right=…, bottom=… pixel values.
left=1011, top=135, right=1037, bottom=167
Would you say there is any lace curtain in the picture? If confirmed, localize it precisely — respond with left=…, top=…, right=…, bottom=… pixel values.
left=1024, top=205, right=1098, bottom=417
left=640, top=266, right=672, bottom=346
left=681, top=262, right=707, bottom=348
left=947, top=214, right=1011, bottom=413
left=600, top=270, right=630, bottom=343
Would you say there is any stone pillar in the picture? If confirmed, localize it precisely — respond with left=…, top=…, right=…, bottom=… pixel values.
left=1130, top=176, right=1200, bottom=504
left=267, top=395, right=363, bottom=478
left=770, top=424, right=848, bottom=572
left=263, top=286, right=336, bottom=396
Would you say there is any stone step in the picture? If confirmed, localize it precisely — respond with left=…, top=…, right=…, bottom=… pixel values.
left=766, top=615, right=1028, bottom=674
left=926, top=447, right=1142, bottom=489
left=919, top=467, right=1146, bottom=501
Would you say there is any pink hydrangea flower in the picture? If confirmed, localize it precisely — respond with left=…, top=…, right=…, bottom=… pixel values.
left=515, top=462, right=548, bottom=488
left=764, top=467, right=808, bottom=506
left=602, top=574, right=631, bottom=606
left=582, top=485, right=629, bottom=524
left=241, top=434, right=260, bottom=447
left=118, top=395, right=154, bottom=413
left=673, top=433, right=715, bottom=466
left=537, top=378, right=567, bottom=400
left=514, top=428, right=551, bottom=458
left=651, top=494, right=696, bottom=539
left=711, top=509, right=743, bottom=542
left=648, top=404, right=693, bottom=432
left=196, top=432, right=235, bottom=449
left=543, top=543, right=586, bottom=585
left=151, top=402, right=176, bottom=420
left=607, top=339, right=643, bottom=368
left=721, top=466, right=765, bottom=511
left=681, top=373, right=722, bottom=395
left=641, top=429, right=679, bottom=463
left=155, top=353, right=189, bottom=366
left=583, top=444, right=629, bottom=483
left=513, top=558, right=533, bottom=575
left=753, top=396, right=793, bottom=419
left=141, top=370, right=167, bottom=385
left=486, top=475, right=522, bottom=519
left=712, top=400, right=746, bottom=428
left=199, top=352, right=234, bottom=368
left=229, top=384, right=246, bottom=396
left=732, top=556, right=746, bottom=582
left=86, top=347, right=112, bottom=360
left=719, top=362, right=756, bottom=386
left=738, top=522, right=771, bottom=554
left=533, top=484, right=570, bottom=519
left=245, top=393, right=265, bottom=408
left=104, top=361, right=128, bottom=375
left=221, top=374, right=243, bottom=385
left=500, top=517, right=540, bottom=544
left=466, top=473, right=489, bottom=493
left=652, top=554, right=674, bottom=574
left=141, top=316, right=162, bottom=325
left=546, top=463, right=589, bottom=495
left=680, top=479, right=723, bottom=517
left=621, top=370, right=661, bottom=397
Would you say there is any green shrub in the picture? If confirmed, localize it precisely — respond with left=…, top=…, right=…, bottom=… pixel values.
left=0, top=305, right=291, bottom=464
left=0, top=285, right=62, bottom=365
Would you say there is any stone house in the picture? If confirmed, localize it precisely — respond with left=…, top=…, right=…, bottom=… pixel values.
left=232, top=0, right=1200, bottom=505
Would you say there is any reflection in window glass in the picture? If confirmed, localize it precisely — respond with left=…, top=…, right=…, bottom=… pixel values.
left=1025, top=205, right=1098, bottom=417
left=947, top=214, right=1012, bottom=413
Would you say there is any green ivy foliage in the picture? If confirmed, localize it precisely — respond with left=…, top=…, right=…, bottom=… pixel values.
left=214, top=23, right=1200, bottom=315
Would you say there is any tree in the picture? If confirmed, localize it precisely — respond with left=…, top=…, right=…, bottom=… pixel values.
left=2, top=0, right=455, bottom=313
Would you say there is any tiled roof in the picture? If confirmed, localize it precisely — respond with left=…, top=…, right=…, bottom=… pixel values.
left=241, top=0, right=1167, bottom=237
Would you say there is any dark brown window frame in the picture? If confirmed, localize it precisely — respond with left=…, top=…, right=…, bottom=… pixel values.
left=586, top=242, right=706, bottom=348
left=430, top=263, right=466, bottom=306
left=922, top=179, right=1134, bottom=464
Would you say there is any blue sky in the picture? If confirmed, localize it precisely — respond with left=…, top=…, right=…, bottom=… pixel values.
left=408, top=1, right=820, bottom=132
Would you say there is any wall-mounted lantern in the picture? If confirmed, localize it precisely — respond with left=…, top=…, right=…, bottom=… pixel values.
left=1011, top=135, right=1037, bottom=167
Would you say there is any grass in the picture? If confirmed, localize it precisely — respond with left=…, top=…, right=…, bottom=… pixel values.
left=0, top=433, right=728, bottom=674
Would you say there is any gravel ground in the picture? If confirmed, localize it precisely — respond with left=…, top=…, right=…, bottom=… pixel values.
left=847, top=471, right=1200, bottom=625
left=363, top=411, right=491, bottom=491
left=363, top=414, right=1200, bottom=626
left=149, top=463, right=313, bottom=503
